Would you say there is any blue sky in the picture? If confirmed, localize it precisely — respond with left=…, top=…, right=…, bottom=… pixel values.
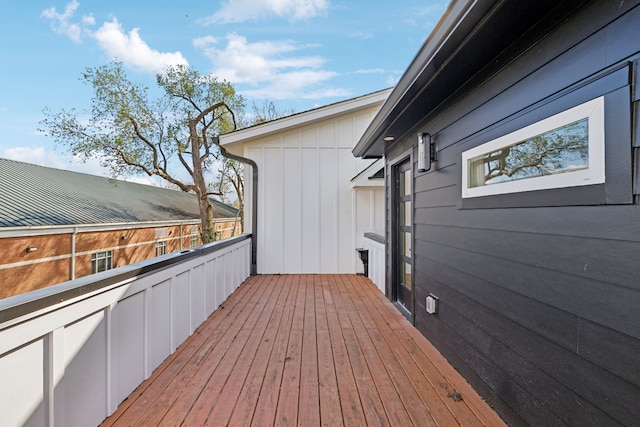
left=0, top=0, right=446, bottom=181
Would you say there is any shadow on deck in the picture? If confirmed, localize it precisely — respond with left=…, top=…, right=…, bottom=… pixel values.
left=101, top=274, right=505, bottom=426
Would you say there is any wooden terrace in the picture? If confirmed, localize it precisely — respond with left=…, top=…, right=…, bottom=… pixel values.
left=101, top=274, right=505, bottom=426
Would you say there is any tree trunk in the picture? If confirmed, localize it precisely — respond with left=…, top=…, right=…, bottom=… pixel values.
left=189, top=121, right=216, bottom=243
left=197, top=189, right=216, bottom=243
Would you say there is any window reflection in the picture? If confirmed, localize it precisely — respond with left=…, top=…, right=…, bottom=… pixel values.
left=401, top=201, right=411, bottom=226
left=402, top=261, right=412, bottom=289
left=402, top=232, right=411, bottom=258
left=469, top=118, right=589, bottom=188
left=402, top=169, right=412, bottom=195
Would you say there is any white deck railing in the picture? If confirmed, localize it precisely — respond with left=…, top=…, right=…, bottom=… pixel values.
left=363, top=232, right=385, bottom=293
left=0, top=234, right=251, bottom=427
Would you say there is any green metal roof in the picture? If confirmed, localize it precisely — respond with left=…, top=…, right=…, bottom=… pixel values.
left=0, top=158, right=238, bottom=227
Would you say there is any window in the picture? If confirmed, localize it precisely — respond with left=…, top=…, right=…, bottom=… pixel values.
left=190, top=225, right=199, bottom=247
left=462, top=97, right=605, bottom=198
left=156, top=240, right=167, bottom=256
left=91, top=250, right=113, bottom=274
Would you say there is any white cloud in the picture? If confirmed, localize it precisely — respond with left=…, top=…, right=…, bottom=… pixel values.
left=40, top=0, right=89, bottom=44
left=349, top=30, right=374, bottom=40
left=195, top=33, right=345, bottom=100
left=3, top=146, right=107, bottom=174
left=354, top=68, right=385, bottom=75
left=414, top=4, right=447, bottom=17
left=386, top=75, right=401, bottom=86
left=2, top=146, right=161, bottom=185
left=201, top=0, right=329, bottom=24
left=241, top=74, right=349, bottom=100
left=92, top=18, right=188, bottom=73
left=81, top=14, right=96, bottom=26
left=192, top=35, right=218, bottom=49
left=4, top=146, right=64, bottom=168
left=41, top=3, right=187, bottom=74
left=404, top=4, right=447, bottom=28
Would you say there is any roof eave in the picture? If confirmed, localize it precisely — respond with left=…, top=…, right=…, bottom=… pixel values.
left=352, top=0, right=482, bottom=158
left=220, top=89, right=392, bottom=149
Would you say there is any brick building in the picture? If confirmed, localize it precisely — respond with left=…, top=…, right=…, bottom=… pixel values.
left=0, top=158, right=240, bottom=299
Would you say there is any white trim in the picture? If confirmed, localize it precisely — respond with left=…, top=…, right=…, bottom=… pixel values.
left=461, top=97, right=605, bottom=198
left=0, top=220, right=200, bottom=239
left=91, top=250, right=114, bottom=274
left=0, top=234, right=191, bottom=271
left=0, top=219, right=235, bottom=239
left=351, top=158, right=385, bottom=188
left=0, top=253, right=73, bottom=270
left=220, top=89, right=391, bottom=148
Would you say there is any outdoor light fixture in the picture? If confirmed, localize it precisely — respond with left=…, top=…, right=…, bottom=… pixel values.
left=26, top=246, right=38, bottom=253
left=417, top=132, right=436, bottom=172
left=383, top=136, right=395, bottom=142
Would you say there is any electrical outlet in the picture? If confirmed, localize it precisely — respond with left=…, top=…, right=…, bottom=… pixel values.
left=426, top=294, right=439, bottom=314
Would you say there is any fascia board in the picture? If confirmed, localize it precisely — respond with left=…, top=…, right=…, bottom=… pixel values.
left=353, top=0, right=480, bottom=158
left=220, top=89, right=392, bottom=147
left=351, top=158, right=385, bottom=188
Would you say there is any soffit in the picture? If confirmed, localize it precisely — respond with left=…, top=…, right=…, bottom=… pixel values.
left=353, top=0, right=583, bottom=158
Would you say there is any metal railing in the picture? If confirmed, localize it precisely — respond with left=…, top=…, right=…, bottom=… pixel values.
left=0, top=234, right=251, bottom=427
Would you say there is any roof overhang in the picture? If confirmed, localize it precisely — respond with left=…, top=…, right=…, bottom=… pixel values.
left=220, top=89, right=392, bottom=154
left=351, top=158, right=385, bottom=188
left=353, top=0, right=585, bottom=158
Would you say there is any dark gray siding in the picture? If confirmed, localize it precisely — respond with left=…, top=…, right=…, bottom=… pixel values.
left=385, top=1, right=640, bottom=425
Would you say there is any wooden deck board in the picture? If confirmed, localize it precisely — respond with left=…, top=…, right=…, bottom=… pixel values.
left=100, top=274, right=506, bottom=427
left=251, top=275, right=299, bottom=426
left=324, top=275, right=366, bottom=426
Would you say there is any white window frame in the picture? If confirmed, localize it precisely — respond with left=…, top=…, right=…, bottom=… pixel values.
left=461, top=97, right=605, bottom=199
left=91, top=250, right=113, bottom=274
left=155, top=240, right=167, bottom=257
left=190, top=225, right=199, bottom=247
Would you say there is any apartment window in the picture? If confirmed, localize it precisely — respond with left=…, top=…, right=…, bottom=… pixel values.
left=190, top=225, right=199, bottom=247
left=462, top=97, right=605, bottom=199
left=91, top=250, right=113, bottom=274
left=156, top=240, right=167, bottom=257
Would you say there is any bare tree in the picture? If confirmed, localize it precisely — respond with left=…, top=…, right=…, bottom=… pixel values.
left=41, top=61, right=245, bottom=243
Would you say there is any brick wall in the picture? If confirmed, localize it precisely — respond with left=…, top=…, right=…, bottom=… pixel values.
left=0, top=219, right=241, bottom=299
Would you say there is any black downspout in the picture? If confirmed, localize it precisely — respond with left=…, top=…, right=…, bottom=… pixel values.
left=212, top=137, right=258, bottom=276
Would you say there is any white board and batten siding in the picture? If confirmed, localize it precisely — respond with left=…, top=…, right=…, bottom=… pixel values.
left=352, top=157, right=386, bottom=291
left=0, top=237, right=251, bottom=427
left=223, top=90, right=390, bottom=275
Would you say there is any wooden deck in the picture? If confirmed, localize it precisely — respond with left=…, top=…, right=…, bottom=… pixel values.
left=101, top=274, right=506, bottom=426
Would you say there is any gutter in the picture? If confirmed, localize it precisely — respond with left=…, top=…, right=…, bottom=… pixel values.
left=212, top=136, right=258, bottom=276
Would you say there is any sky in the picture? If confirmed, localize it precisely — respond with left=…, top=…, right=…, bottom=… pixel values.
left=0, top=0, right=446, bottom=182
